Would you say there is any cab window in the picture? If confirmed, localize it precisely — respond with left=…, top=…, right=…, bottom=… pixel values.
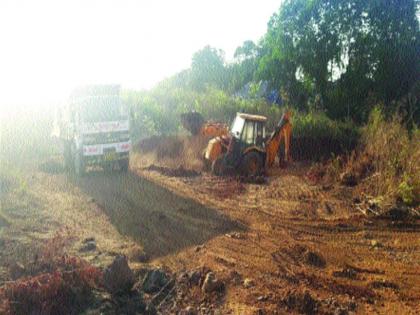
left=241, top=120, right=265, bottom=145
left=241, top=121, right=255, bottom=144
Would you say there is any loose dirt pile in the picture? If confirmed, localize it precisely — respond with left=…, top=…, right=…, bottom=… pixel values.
left=133, top=135, right=211, bottom=173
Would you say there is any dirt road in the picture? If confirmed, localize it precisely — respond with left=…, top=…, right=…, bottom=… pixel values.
left=1, top=157, right=420, bottom=314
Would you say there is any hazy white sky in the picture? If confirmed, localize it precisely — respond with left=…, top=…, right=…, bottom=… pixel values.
left=0, top=0, right=281, bottom=108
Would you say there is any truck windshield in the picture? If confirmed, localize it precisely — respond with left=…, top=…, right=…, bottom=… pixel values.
left=79, top=96, right=127, bottom=123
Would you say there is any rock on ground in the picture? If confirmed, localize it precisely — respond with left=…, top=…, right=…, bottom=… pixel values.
left=201, top=272, right=223, bottom=293
left=103, top=255, right=135, bottom=294
left=142, top=268, right=169, bottom=293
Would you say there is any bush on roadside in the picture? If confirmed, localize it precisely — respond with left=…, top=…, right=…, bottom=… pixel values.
left=0, top=256, right=103, bottom=315
left=0, top=231, right=103, bottom=315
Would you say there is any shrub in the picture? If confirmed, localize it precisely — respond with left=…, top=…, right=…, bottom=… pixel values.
left=0, top=256, right=103, bottom=315
left=344, top=107, right=420, bottom=206
left=292, top=112, right=359, bottom=160
left=0, top=230, right=103, bottom=315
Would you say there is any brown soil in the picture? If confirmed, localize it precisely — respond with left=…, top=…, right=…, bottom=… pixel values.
left=134, top=135, right=210, bottom=171
left=131, top=152, right=420, bottom=314
left=1, top=148, right=419, bottom=314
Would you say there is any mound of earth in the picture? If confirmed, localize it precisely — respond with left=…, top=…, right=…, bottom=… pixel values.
left=133, top=135, right=209, bottom=171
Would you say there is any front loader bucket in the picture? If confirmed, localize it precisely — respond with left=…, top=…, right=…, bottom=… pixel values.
left=180, top=112, right=205, bottom=135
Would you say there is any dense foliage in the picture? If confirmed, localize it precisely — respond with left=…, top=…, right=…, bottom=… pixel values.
left=258, top=0, right=420, bottom=122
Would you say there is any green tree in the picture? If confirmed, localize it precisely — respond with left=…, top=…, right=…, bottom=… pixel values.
left=226, top=40, right=260, bottom=93
left=190, top=46, right=227, bottom=91
left=259, top=0, right=420, bottom=121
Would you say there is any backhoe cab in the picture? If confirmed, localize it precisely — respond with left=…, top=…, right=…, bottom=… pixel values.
left=204, top=111, right=292, bottom=177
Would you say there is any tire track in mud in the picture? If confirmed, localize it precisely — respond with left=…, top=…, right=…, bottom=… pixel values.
left=71, top=171, right=243, bottom=259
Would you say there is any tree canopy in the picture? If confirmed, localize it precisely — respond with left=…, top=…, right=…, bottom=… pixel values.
left=258, top=0, right=420, bottom=121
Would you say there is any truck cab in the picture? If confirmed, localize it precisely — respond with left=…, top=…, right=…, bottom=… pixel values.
left=58, top=85, right=131, bottom=175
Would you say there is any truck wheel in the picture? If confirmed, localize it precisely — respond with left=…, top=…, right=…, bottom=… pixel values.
left=64, top=143, right=72, bottom=171
left=74, top=153, right=85, bottom=176
left=119, top=159, right=129, bottom=172
left=241, top=151, right=263, bottom=177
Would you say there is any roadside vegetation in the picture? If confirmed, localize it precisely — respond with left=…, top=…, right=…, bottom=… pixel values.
left=344, top=109, right=420, bottom=208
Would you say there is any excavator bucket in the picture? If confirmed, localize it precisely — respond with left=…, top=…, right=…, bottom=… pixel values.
left=180, top=112, right=205, bottom=135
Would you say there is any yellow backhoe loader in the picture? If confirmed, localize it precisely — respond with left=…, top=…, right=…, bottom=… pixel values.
left=204, top=111, right=292, bottom=176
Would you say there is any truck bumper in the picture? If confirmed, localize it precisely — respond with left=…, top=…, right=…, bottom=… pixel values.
left=83, top=152, right=129, bottom=165
left=82, top=141, right=130, bottom=164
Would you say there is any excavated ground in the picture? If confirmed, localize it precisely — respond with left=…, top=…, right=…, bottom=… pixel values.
left=1, top=149, right=419, bottom=314
left=131, top=151, right=420, bottom=314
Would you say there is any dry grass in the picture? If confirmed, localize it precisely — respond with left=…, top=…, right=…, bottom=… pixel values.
left=0, top=255, right=103, bottom=315
left=306, top=108, right=419, bottom=210
left=343, top=108, right=420, bottom=207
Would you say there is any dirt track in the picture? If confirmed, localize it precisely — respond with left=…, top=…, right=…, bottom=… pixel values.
left=1, top=156, right=420, bottom=314
left=72, top=171, right=241, bottom=259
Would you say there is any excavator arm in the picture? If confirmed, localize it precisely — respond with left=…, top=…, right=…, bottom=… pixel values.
left=265, top=111, right=292, bottom=168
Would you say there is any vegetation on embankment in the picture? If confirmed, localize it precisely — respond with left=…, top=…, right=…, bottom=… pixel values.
left=124, top=0, right=419, bottom=130
left=307, top=107, right=420, bottom=211
left=344, top=108, right=420, bottom=207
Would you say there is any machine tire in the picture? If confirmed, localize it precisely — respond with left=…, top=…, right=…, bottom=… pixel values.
left=241, top=151, right=263, bottom=177
left=74, top=153, right=85, bottom=177
left=119, top=158, right=129, bottom=172
left=63, top=142, right=72, bottom=171
left=211, top=156, right=225, bottom=176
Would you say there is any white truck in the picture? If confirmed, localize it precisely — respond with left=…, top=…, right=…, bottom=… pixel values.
left=55, top=85, right=131, bottom=175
